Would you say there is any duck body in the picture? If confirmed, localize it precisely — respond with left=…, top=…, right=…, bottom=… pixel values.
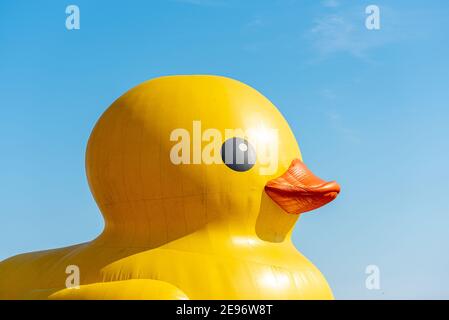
left=0, top=75, right=339, bottom=300
left=0, top=233, right=332, bottom=299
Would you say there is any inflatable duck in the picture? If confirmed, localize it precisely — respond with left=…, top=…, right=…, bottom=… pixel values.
left=0, top=75, right=340, bottom=299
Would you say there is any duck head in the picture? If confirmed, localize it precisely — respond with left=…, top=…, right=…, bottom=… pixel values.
left=86, top=75, right=340, bottom=246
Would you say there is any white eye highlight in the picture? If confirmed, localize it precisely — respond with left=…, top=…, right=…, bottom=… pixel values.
left=238, top=143, right=248, bottom=152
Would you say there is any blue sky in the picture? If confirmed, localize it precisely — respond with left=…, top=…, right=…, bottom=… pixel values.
left=1, top=0, right=448, bottom=299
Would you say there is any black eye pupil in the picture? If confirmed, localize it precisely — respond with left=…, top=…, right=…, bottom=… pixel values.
left=221, top=137, right=256, bottom=172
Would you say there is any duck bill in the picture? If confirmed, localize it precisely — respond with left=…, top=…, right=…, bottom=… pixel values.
left=264, top=159, right=340, bottom=214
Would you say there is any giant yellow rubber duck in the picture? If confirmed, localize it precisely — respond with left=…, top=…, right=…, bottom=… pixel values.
left=0, top=75, right=340, bottom=300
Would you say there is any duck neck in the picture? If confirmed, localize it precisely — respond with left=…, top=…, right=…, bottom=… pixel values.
left=93, top=217, right=294, bottom=251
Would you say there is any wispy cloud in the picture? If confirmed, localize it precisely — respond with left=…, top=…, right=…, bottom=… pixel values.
left=245, top=17, right=264, bottom=29
left=309, top=14, right=367, bottom=58
left=320, top=89, right=359, bottom=144
left=325, top=109, right=360, bottom=144
left=174, top=0, right=226, bottom=6
left=322, top=0, right=340, bottom=8
left=306, top=5, right=398, bottom=61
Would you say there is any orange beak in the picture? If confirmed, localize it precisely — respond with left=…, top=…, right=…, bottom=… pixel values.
left=264, top=159, right=340, bottom=214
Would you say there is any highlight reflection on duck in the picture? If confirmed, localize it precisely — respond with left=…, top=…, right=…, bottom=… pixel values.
left=0, top=75, right=340, bottom=299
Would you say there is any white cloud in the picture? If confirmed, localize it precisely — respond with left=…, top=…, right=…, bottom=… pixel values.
left=246, top=17, right=264, bottom=29
left=325, top=110, right=360, bottom=144
left=322, top=0, right=340, bottom=8
left=174, top=0, right=225, bottom=6
left=306, top=6, right=397, bottom=60
left=310, top=14, right=365, bottom=57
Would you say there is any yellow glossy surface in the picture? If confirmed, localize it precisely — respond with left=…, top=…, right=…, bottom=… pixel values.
left=0, top=75, right=334, bottom=299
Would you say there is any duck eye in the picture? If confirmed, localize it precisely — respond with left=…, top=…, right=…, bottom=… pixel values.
left=221, top=137, right=256, bottom=172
